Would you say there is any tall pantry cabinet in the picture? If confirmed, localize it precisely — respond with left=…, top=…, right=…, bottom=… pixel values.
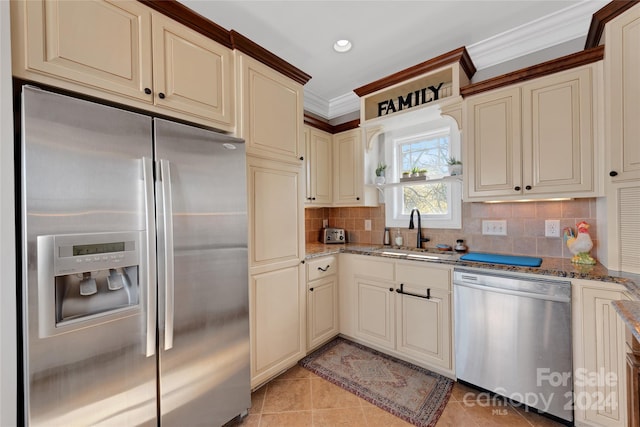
left=236, top=52, right=308, bottom=388
left=601, top=3, right=640, bottom=274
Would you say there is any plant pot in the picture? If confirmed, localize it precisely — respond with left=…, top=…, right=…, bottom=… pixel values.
left=375, top=176, right=386, bottom=185
left=448, top=164, right=462, bottom=176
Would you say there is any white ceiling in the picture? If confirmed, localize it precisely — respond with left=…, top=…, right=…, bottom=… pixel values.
left=180, top=0, right=608, bottom=119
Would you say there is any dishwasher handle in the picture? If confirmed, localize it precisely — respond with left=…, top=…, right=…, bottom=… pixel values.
left=454, top=280, right=570, bottom=303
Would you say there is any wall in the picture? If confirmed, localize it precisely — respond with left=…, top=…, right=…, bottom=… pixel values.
left=0, top=1, right=17, bottom=425
left=306, top=198, right=598, bottom=260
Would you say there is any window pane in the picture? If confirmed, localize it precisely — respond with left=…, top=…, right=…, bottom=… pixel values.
left=399, top=135, right=449, bottom=176
left=402, top=183, right=448, bottom=215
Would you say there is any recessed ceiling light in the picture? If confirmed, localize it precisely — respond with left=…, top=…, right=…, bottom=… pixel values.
left=333, top=39, right=352, bottom=53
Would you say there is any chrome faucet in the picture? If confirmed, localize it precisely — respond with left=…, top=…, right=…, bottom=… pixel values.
left=408, top=208, right=430, bottom=248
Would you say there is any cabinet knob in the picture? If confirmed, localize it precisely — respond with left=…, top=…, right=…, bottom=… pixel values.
left=312, top=197, right=316, bottom=201
left=299, top=156, right=304, bottom=161
left=300, top=260, right=305, bottom=264
left=514, top=186, right=521, bottom=191
left=356, top=197, right=360, bottom=201
left=525, top=185, right=532, bottom=190
left=307, top=197, right=312, bottom=201
left=144, top=88, right=152, bottom=95
left=609, top=171, right=618, bottom=177
left=389, top=288, right=394, bottom=292
left=309, top=287, right=314, bottom=292
left=158, top=92, right=166, bottom=99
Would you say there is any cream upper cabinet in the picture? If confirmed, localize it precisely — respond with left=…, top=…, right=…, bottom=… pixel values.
left=465, top=86, right=522, bottom=199
left=11, top=0, right=235, bottom=131
left=572, top=279, right=630, bottom=427
left=333, top=128, right=364, bottom=206
left=305, top=126, right=333, bottom=205
left=606, top=3, right=640, bottom=182
left=464, top=64, right=599, bottom=201
left=151, top=13, right=234, bottom=127
left=237, top=52, right=304, bottom=164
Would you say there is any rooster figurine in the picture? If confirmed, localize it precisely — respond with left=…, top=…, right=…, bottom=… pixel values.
left=563, top=221, right=596, bottom=265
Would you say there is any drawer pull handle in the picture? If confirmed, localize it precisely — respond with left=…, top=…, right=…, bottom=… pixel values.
left=396, top=283, right=431, bottom=299
left=317, top=265, right=331, bottom=272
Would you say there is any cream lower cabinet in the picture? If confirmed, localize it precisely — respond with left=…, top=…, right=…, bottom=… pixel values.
left=573, top=279, right=631, bottom=427
left=11, top=0, right=235, bottom=131
left=340, top=254, right=453, bottom=376
left=247, top=155, right=305, bottom=388
left=464, top=64, right=599, bottom=201
left=306, top=256, right=339, bottom=350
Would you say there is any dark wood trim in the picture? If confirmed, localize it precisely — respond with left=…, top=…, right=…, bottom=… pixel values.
left=460, top=46, right=604, bottom=97
left=353, top=47, right=476, bottom=97
left=304, top=113, right=360, bottom=134
left=138, top=0, right=232, bottom=48
left=304, top=113, right=334, bottom=133
left=139, top=1, right=311, bottom=85
left=332, top=119, right=360, bottom=134
left=584, top=0, right=639, bottom=49
left=230, top=31, right=312, bottom=85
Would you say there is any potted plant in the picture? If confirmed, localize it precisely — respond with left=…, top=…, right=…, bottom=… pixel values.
left=411, top=166, right=420, bottom=177
left=375, top=162, right=387, bottom=184
left=401, top=171, right=411, bottom=179
left=418, top=168, right=428, bottom=177
left=447, top=157, right=463, bottom=176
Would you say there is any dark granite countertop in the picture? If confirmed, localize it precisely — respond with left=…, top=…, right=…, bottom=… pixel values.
left=305, top=242, right=640, bottom=297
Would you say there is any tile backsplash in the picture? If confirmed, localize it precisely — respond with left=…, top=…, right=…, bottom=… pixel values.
left=305, top=198, right=598, bottom=259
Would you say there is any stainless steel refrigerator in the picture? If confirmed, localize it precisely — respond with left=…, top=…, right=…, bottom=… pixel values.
left=19, top=85, right=250, bottom=426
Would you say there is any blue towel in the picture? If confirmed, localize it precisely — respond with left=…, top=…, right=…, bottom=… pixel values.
left=459, top=252, right=543, bottom=267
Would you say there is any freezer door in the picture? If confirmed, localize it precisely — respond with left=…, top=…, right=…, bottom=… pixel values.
left=21, top=86, right=157, bottom=426
left=154, top=118, right=250, bottom=425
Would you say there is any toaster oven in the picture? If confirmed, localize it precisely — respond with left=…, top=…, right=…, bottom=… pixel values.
left=320, top=228, right=346, bottom=244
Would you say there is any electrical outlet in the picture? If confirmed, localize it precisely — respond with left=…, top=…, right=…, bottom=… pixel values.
left=545, top=220, right=561, bottom=237
left=364, top=219, right=372, bottom=231
left=482, top=220, right=507, bottom=236
left=323, top=219, right=328, bottom=228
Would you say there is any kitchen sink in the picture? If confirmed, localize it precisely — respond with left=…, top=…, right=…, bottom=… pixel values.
left=374, top=247, right=460, bottom=262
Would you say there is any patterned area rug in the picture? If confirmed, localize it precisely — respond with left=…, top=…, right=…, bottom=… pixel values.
left=299, top=337, right=453, bottom=427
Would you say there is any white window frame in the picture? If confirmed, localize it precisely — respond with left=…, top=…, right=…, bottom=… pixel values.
left=384, top=117, right=461, bottom=229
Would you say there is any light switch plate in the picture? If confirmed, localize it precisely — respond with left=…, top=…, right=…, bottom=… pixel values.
left=364, top=219, right=372, bottom=231
left=482, top=220, right=507, bottom=236
left=323, top=219, right=328, bottom=228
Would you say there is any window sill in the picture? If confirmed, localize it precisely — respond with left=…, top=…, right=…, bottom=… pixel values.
left=367, top=175, right=462, bottom=189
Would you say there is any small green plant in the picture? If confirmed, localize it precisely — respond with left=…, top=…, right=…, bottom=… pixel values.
left=418, top=168, right=427, bottom=175
left=411, top=166, right=420, bottom=174
left=447, top=156, right=462, bottom=165
left=375, top=162, right=387, bottom=177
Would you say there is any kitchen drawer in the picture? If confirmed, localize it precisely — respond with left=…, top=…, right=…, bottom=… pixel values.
left=352, top=256, right=395, bottom=281
left=307, top=256, right=337, bottom=281
left=396, top=262, right=451, bottom=292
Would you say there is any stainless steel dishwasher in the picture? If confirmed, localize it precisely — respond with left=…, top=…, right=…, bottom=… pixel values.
left=453, top=268, right=573, bottom=423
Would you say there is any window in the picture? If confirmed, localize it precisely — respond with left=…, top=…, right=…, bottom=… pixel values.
left=384, top=117, right=461, bottom=229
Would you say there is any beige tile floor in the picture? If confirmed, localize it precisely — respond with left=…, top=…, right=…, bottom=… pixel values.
left=229, top=365, right=565, bottom=427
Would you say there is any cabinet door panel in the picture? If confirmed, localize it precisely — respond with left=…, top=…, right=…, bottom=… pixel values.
left=355, top=278, right=394, bottom=350
left=21, top=0, right=152, bottom=102
left=607, top=5, right=640, bottom=182
left=309, top=129, right=332, bottom=204
left=396, top=289, right=451, bottom=369
left=239, top=54, right=303, bottom=163
left=465, top=87, right=521, bottom=198
left=251, top=265, right=305, bottom=384
left=307, top=277, right=338, bottom=350
left=333, top=129, right=362, bottom=205
left=152, top=13, right=234, bottom=126
left=247, top=157, right=303, bottom=267
left=522, top=67, right=593, bottom=194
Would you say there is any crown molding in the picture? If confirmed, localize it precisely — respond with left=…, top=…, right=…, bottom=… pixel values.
left=303, top=90, right=330, bottom=119
left=328, top=92, right=360, bottom=119
left=467, top=0, right=607, bottom=70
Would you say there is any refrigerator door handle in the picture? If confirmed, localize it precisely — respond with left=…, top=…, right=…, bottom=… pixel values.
left=160, top=159, right=175, bottom=351
left=143, top=157, right=157, bottom=357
